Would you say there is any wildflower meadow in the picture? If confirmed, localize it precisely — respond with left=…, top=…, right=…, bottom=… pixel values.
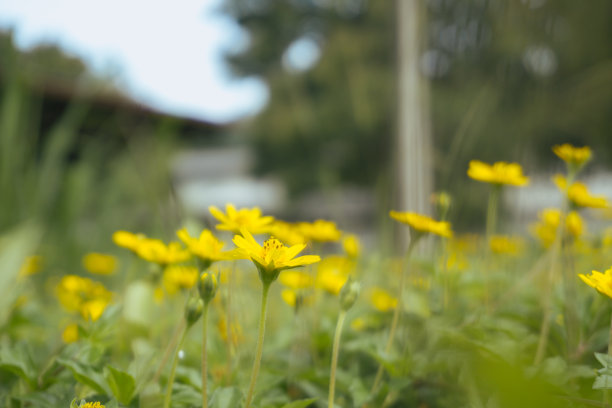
left=2, top=141, right=612, bottom=408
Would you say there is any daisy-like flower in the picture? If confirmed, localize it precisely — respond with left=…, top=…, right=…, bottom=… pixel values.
left=209, top=204, right=274, bottom=235
left=553, top=143, right=591, bottom=169
left=389, top=211, right=453, bottom=238
left=162, top=265, right=199, bottom=295
left=579, top=267, right=612, bottom=299
left=530, top=208, right=584, bottom=247
left=112, top=230, right=147, bottom=252
left=81, top=403, right=105, bottom=408
left=298, top=220, right=342, bottom=243
left=279, top=270, right=314, bottom=289
left=233, top=228, right=320, bottom=283
left=467, top=160, right=529, bottom=186
left=369, top=287, right=398, bottom=312
left=553, top=175, right=609, bottom=209
left=489, top=235, right=525, bottom=256
left=82, top=253, right=117, bottom=275
left=316, top=256, right=352, bottom=295
left=342, top=234, right=361, bottom=258
left=136, top=239, right=191, bottom=266
left=56, top=275, right=113, bottom=322
left=177, top=228, right=233, bottom=268
left=268, top=220, right=306, bottom=246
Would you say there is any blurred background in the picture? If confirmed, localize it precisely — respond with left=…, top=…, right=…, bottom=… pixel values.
left=1, top=0, right=611, bottom=259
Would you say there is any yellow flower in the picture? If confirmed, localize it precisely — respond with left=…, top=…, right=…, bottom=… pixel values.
left=579, top=267, right=612, bottom=299
left=280, top=289, right=313, bottom=309
left=209, top=203, right=274, bottom=234
left=56, top=275, right=112, bottom=322
left=81, top=403, right=105, bottom=408
left=389, top=211, right=453, bottom=238
left=315, top=256, right=351, bottom=295
left=232, top=228, right=320, bottom=281
left=297, top=220, right=342, bottom=243
left=163, top=265, right=199, bottom=295
left=62, top=323, right=79, bottom=343
left=177, top=228, right=232, bottom=265
left=351, top=317, right=367, bottom=331
left=136, top=239, right=191, bottom=266
left=18, top=255, right=42, bottom=278
left=112, top=230, right=146, bottom=252
left=552, top=143, right=591, bottom=168
left=531, top=208, right=584, bottom=247
left=217, top=315, right=243, bottom=346
left=82, top=253, right=117, bottom=275
left=267, top=221, right=306, bottom=246
left=553, top=175, right=609, bottom=208
left=369, top=287, right=398, bottom=312
left=467, top=160, right=529, bottom=186
left=279, top=270, right=314, bottom=289
left=489, top=235, right=524, bottom=256
left=342, top=234, right=361, bottom=258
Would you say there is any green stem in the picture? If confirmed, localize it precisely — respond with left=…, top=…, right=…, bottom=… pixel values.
left=328, top=310, right=347, bottom=408
left=164, top=324, right=188, bottom=408
left=154, top=319, right=187, bottom=384
left=244, top=281, right=271, bottom=408
left=485, top=185, right=501, bottom=242
left=371, top=238, right=418, bottom=394
left=201, top=301, right=210, bottom=408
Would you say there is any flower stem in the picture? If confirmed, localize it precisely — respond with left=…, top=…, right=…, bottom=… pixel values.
left=244, top=281, right=271, bottom=408
left=154, top=318, right=186, bottom=384
left=371, top=238, right=418, bottom=394
left=328, top=310, right=347, bottom=408
left=164, top=324, right=188, bottom=408
left=201, top=301, right=210, bottom=408
left=485, top=185, right=501, bottom=242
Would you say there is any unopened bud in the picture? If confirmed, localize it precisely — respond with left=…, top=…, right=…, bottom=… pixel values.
left=185, top=297, right=204, bottom=326
left=198, top=272, right=218, bottom=304
left=339, top=277, right=360, bottom=311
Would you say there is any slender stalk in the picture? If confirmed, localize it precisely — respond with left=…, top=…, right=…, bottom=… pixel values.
left=371, top=238, right=418, bottom=394
left=328, top=310, right=347, bottom=408
left=244, top=282, right=271, bottom=408
left=605, top=312, right=612, bottom=405
left=485, top=185, right=501, bottom=242
left=201, top=302, right=210, bottom=408
left=164, top=324, right=188, bottom=408
left=154, top=319, right=186, bottom=383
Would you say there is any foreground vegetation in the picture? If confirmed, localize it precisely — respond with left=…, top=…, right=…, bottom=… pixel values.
left=2, top=143, right=612, bottom=408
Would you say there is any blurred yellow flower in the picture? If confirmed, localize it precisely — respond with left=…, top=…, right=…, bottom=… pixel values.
left=62, top=323, right=79, bottom=343
left=554, top=175, right=609, bottom=209
left=389, top=211, right=452, bottom=238
left=351, top=317, right=367, bottom=331
left=531, top=208, right=584, bottom=247
left=217, top=315, right=243, bottom=346
left=552, top=143, right=591, bottom=168
left=56, top=275, right=112, bottom=322
left=489, top=235, right=525, bottom=256
left=579, top=267, right=612, bottom=299
left=112, top=230, right=146, bottom=252
left=369, top=288, right=398, bottom=312
left=163, top=265, right=199, bottom=295
left=298, top=219, right=342, bottom=243
left=232, top=228, right=320, bottom=280
left=136, top=239, right=191, bottom=266
left=316, top=256, right=352, bottom=295
left=467, top=160, right=529, bottom=186
left=18, top=255, right=42, bottom=278
left=280, top=289, right=313, bottom=309
left=177, top=228, right=232, bottom=265
left=209, top=203, right=274, bottom=235
left=82, top=253, right=117, bottom=275
left=268, top=221, right=306, bottom=246
left=342, top=234, right=361, bottom=258
left=81, top=403, right=105, bottom=408
left=279, top=270, right=314, bottom=289
left=445, top=251, right=469, bottom=271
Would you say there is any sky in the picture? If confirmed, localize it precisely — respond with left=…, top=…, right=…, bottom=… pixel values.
left=0, top=0, right=268, bottom=123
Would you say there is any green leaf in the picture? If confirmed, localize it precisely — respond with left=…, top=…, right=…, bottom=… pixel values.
left=280, top=398, right=318, bottom=408
left=210, top=386, right=244, bottom=408
left=0, top=343, right=36, bottom=388
left=594, top=374, right=612, bottom=390
left=595, top=353, right=612, bottom=374
left=104, top=365, right=136, bottom=405
left=57, top=358, right=109, bottom=395
left=70, top=398, right=81, bottom=408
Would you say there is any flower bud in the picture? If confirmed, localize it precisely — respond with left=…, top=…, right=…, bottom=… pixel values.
left=339, top=277, right=360, bottom=311
left=198, top=272, right=218, bottom=304
left=184, top=297, right=204, bottom=326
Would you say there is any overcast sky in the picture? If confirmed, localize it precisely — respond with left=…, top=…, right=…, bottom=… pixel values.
left=0, top=0, right=268, bottom=123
